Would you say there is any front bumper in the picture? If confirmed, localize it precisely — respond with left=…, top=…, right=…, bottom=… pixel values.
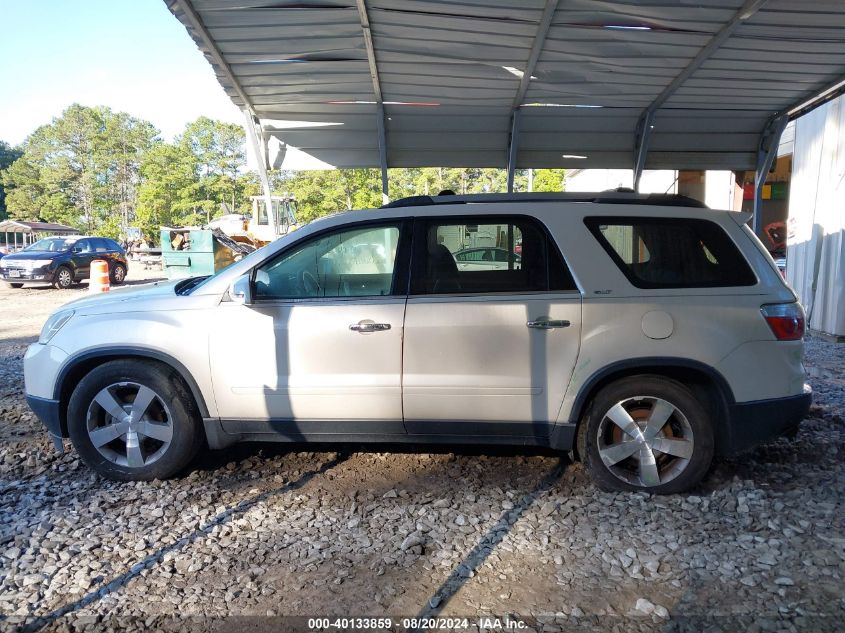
left=1, top=267, right=52, bottom=282
left=722, top=384, right=812, bottom=455
left=26, top=394, right=64, bottom=450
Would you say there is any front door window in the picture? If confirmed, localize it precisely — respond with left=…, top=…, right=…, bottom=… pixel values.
left=255, top=224, right=401, bottom=299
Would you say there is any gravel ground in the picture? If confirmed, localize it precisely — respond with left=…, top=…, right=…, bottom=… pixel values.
left=0, top=272, right=843, bottom=632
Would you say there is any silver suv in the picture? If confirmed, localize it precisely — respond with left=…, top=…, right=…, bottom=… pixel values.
left=24, top=192, right=811, bottom=493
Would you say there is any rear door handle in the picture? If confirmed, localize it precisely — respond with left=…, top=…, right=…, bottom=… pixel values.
left=527, top=317, right=570, bottom=330
left=350, top=320, right=391, bottom=333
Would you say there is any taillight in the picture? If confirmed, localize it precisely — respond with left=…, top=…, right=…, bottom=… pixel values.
left=761, top=303, right=805, bottom=341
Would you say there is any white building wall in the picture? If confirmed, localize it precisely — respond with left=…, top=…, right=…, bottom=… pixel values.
left=786, top=94, right=845, bottom=337
left=565, top=169, right=677, bottom=195
left=703, top=171, right=735, bottom=210
left=566, top=169, right=734, bottom=210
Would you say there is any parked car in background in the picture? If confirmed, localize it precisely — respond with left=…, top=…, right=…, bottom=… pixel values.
left=0, top=236, right=128, bottom=289
left=453, top=247, right=521, bottom=271
left=24, top=192, right=810, bottom=493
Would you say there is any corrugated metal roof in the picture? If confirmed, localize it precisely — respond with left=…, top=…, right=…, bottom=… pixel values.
left=0, top=220, right=78, bottom=234
left=167, top=0, right=845, bottom=171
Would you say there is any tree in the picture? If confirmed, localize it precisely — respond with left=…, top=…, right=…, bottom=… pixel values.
left=530, top=168, right=566, bottom=192
left=102, top=111, right=159, bottom=233
left=178, top=117, right=249, bottom=215
left=0, top=141, right=22, bottom=220
left=0, top=104, right=158, bottom=236
left=274, top=167, right=565, bottom=224
left=276, top=168, right=382, bottom=224
left=135, top=142, right=198, bottom=240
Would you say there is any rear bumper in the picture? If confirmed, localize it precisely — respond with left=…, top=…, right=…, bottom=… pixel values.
left=723, top=384, right=812, bottom=455
left=26, top=394, right=65, bottom=448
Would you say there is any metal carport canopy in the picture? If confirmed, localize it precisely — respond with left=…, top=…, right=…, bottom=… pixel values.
left=167, top=0, right=845, bottom=186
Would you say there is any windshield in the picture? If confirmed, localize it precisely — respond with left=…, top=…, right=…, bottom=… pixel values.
left=184, top=239, right=276, bottom=295
left=24, top=238, right=75, bottom=252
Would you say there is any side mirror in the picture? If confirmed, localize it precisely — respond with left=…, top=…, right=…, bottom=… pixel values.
left=72, top=246, right=82, bottom=253
left=228, top=273, right=253, bottom=305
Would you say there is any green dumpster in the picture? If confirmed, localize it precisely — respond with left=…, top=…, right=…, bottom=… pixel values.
left=160, top=228, right=237, bottom=279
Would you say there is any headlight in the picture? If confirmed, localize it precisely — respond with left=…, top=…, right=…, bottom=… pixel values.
left=28, top=259, right=54, bottom=268
left=38, top=309, right=75, bottom=345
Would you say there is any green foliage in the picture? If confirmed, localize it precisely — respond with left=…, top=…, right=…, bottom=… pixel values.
left=0, top=108, right=258, bottom=243
left=0, top=103, right=566, bottom=242
left=530, top=168, right=566, bottom=192
left=0, top=141, right=22, bottom=220
left=135, top=142, right=198, bottom=239
left=276, top=167, right=566, bottom=223
left=0, top=104, right=158, bottom=236
left=278, top=169, right=383, bottom=224
left=177, top=116, right=251, bottom=214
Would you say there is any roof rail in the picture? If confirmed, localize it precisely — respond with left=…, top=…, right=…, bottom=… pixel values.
left=381, top=190, right=708, bottom=209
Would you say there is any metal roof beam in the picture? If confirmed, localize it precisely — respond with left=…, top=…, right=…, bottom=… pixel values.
left=753, top=114, right=789, bottom=234
left=506, top=109, right=522, bottom=192
left=173, top=1, right=279, bottom=214
left=172, top=0, right=257, bottom=117
left=356, top=0, right=383, bottom=103
left=377, top=104, right=389, bottom=204
left=785, top=74, right=845, bottom=121
left=641, top=0, right=769, bottom=118
left=355, top=0, right=388, bottom=200
left=512, top=0, right=559, bottom=109
left=632, top=0, right=768, bottom=175
left=633, top=112, right=654, bottom=192
left=243, top=111, right=276, bottom=232
left=507, top=0, right=558, bottom=186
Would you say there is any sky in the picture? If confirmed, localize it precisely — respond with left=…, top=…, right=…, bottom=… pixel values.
left=0, top=0, right=243, bottom=146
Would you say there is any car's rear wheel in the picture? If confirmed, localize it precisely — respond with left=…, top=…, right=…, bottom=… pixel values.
left=580, top=376, right=714, bottom=494
left=53, top=266, right=74, bottom=290
left=67, top=360, right=202, bottom=480
left=6, top=282, right=23, bottom=289
left=111, top=263, right=127, bottom=285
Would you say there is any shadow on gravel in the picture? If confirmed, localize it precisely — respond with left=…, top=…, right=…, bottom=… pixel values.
left=412, top=457, right=567, bottom=626
left=190, top=441, right=562, bottom=473
left=14, top=454, right=348, bottom=633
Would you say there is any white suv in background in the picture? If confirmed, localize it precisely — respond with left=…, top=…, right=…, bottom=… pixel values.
left=24, top=192, right=811, bottom=493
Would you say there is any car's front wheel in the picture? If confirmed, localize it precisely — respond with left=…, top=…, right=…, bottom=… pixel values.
left=67, top=359, right=202, bottom=480
left=53, top=266, right=74, bottom=289
left=580, top=376, right=714, bottom=494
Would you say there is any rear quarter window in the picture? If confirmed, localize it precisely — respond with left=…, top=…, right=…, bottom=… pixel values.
left=584, top=216, right=756, bottom=289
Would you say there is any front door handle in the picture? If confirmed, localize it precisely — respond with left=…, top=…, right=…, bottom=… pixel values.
left=350, top=320, right=391, bottom=333
left=527, top=317, right=570, bottom=330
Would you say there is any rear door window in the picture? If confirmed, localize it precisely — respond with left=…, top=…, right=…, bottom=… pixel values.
left=92, top=238, right=110, bottom=253
left=412, top=216, right=576, bottom=294
left=585, top=217, right=756, bottom=288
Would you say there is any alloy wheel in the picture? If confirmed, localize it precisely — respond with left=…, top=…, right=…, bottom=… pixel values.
left=86, top=382, right=174, bottom=468
left=57, top=268, right=72, bottom=287
left=596, top=396, right=694, bottom=488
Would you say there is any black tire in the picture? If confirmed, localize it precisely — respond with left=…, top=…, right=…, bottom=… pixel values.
left=110, top=263, right=127, bottom=285
left=67, top=359, right=202, bottom=481
left=53, top=265, right=74, bottom=289
left=6, top=282, right=23, bottom=289
left=580, top=375, right=714, bottom=494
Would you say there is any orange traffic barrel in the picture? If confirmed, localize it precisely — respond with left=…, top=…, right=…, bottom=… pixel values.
left=89, top=260, right=110, bottom=293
